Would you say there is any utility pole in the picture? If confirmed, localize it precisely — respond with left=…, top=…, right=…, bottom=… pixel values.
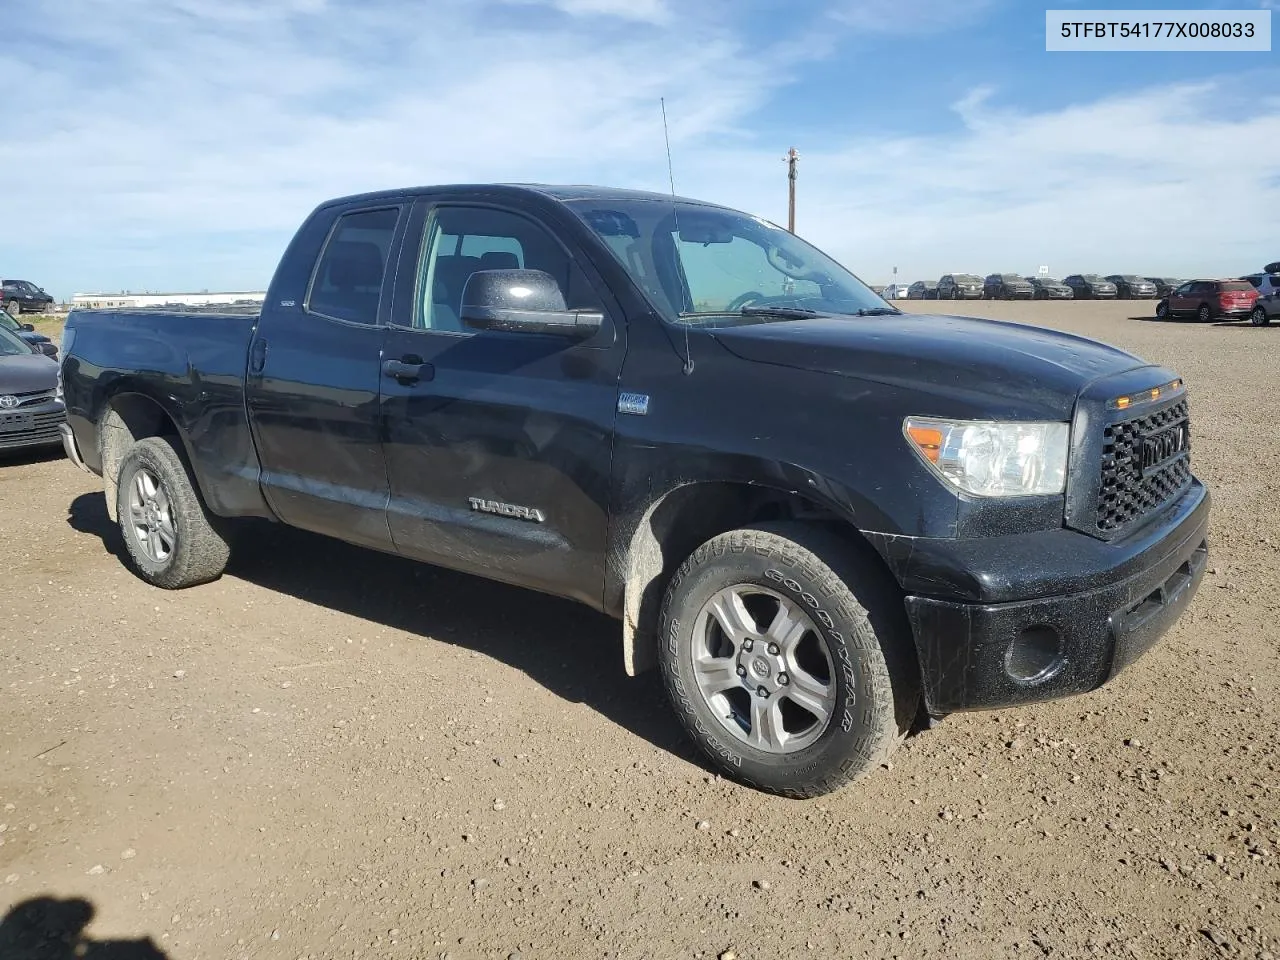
left=783, top=147, right=799, bottom=234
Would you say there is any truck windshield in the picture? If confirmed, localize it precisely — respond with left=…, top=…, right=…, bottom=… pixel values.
left=567, top=199, right=890, bottom=325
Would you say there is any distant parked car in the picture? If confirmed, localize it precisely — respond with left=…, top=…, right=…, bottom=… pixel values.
left=906, top=281, right=938, bottom=300
left=1146, top=277, right=1184, bottom=298
left=1156, top=279, right=1259, bottom=322
left=0, top=310, right=57, bottom=359
left=983, top=273, right=1035, bottom=300
left=1240, top=269, right=1280, bottom=326
left=1062, top=274, right=1117, bottom=299
left=1106, top=275, right=1158, bottom=299
left=1, top=280, right=55, bottom=316
left=937, top=274, right=983, bottom=300
left=0, top=324, right=65, bottom=453
left=1026, top=276, right=1074, bottom=300
left=881, top=283, right=911, bottom=300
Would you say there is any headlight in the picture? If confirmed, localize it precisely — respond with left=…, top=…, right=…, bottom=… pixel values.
left=904, top=417, right=1070, bottom=497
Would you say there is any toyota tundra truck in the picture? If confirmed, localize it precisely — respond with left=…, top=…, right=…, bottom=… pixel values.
left=58, top=184, right=1210, bottom=797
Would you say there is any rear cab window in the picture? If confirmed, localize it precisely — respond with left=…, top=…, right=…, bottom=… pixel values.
left=306, top=207, right=401, bottom=325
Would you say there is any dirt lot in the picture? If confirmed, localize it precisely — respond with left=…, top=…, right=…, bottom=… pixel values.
left=1, top=301, right=1277, bottom=960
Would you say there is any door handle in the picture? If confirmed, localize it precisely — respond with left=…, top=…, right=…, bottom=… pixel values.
left=248, top=337, right=268, bottom=375
left=382, top=357, right=434, bottom=383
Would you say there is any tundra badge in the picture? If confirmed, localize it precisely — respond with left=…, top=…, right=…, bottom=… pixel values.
left=468, top=498, right=546, bottom=523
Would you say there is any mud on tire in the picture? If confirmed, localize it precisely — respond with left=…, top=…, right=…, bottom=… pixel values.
left=658, top=523, right=920, bottom=798
left=116, top=436, right=231, bottom=589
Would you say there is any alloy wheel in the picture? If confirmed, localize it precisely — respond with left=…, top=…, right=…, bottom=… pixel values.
left=128, top=467, right=177, bottom=564
left=688, top=584, right=836, bottom=754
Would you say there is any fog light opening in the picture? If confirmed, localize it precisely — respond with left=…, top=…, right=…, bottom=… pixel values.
left=1005, top=626, right=1065, bottom=684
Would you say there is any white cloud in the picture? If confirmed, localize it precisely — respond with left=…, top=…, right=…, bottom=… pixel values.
left=503, top=0, right=672, bottom=23
left=1, top=0, right=1277, bottom=295
left=829, top=0, right=999, bottom=33
left=682, top=80, right=1280, bottom=282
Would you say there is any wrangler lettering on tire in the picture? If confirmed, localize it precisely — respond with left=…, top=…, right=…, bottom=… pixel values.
left=658, top=523, right=920, bottom=798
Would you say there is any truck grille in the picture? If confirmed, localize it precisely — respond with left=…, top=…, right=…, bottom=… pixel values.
left=1097, top=400, right=1192, bottom=533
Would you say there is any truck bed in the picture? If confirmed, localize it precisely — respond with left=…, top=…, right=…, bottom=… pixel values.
left=62, top=307, right=272, bottom=520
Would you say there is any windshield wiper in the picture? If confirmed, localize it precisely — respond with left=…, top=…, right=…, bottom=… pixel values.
left=854, top=306, right=901, bottom=316
left=738, top=306, right=824, bottom=319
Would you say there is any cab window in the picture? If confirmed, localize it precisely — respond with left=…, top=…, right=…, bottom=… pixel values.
left=307, top=207, right=400, bottom=325
left=412, top=206, right=602, bottom=332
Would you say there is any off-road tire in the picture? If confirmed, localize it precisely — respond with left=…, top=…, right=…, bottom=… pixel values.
left=658, top=523, right=920, bottom=798
left=116, top=436, right=231, bottom=589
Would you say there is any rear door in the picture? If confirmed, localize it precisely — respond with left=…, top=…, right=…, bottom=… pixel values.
left=246, top=202, right=408, bottom=550
left=1190, top=281, right=1214, bottom=315
left=378, top=197, right=626, bottom=608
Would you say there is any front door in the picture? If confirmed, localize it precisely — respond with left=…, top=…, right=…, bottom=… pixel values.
left=379, top=200, right=625, bottom=608
left=246, top=203, right=406, bottom=551
left=1170, top=282, right=1199, bottom=316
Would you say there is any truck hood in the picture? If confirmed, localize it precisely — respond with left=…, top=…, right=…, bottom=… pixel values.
left=709, top=312, right=1146, bottom=420
left=0, top=353, right=59, bottom=393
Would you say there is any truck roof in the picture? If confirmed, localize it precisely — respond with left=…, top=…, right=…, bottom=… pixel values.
left=317, top=183, right=728, bottom=210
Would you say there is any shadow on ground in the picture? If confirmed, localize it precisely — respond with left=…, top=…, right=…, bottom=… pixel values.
left=1211, top=320, right=1276, bottom=330
left=0, top=447, right=66, bottom=468
left=1132, top=314, right=1275, bottom=329
left=0, top=898, right=167, bottom=960
left=66, top=491, right=700, bottom=768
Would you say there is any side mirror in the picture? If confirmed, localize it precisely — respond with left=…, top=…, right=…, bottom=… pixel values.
left=460, top=269, right=603, bottom=338
left=21, top=323, right=35, bottom=332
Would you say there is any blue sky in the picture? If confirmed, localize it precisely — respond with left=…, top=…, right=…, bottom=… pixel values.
left=2, top=0, right=1277, bottom=298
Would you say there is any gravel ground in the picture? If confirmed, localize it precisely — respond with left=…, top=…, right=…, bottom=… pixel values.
left=1, top=300, right=1276, bottom=959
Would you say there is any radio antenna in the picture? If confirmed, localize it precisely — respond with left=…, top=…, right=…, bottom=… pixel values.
left=660, top=97, right=694, bottom=375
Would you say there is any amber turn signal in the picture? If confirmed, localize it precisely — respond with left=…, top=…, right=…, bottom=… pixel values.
left=906, top=425, right=944, bottom=463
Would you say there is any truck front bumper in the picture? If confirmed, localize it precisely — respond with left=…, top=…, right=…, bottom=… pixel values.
left=895, top=482, right=1209, bottom=714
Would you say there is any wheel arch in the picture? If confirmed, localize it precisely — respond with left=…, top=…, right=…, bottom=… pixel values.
left=616, top=479, right=898, bottom=676
left=98, top=390, right=192, bottom=522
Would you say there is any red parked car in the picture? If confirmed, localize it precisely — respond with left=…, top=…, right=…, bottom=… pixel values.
left=1156, top=279, right=1259, bottom=322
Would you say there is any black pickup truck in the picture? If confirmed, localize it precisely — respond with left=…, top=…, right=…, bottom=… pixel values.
left=59, top=184, right=1209, bottom=797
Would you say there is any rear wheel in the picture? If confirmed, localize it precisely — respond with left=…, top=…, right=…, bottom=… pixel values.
left=1252, top=306, right=1271, bottom=327
left=1198, top=304, right=1212, bottom=323
left=659, top=523, right=919, bottom=798
left=4, top=300, right=19, bottom=318
left=1156, top=301, right=1171, bottom=320
left=116, top=436, right=231, bottom=589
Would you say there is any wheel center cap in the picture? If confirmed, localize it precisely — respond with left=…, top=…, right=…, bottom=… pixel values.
left=749, top=657, right=771, bottom=680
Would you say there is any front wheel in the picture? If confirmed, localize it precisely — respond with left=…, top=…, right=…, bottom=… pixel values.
left=1251, top=306, right=1270, bottom=327
left=659, top=524, right=919, bottom=798
left=116, top=436, right=231, bottom=589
